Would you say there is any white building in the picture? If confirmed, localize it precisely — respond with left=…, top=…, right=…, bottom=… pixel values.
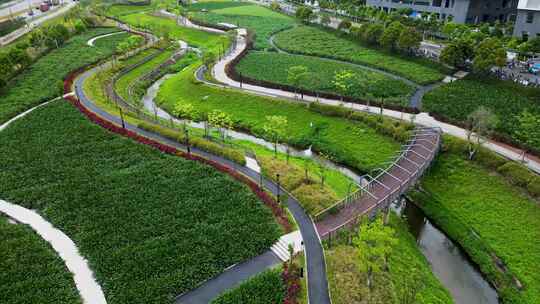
left=513, top=0, right=540, bottom=40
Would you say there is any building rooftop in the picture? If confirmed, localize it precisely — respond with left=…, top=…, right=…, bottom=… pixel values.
left=518, top=0, right=540, bottom=11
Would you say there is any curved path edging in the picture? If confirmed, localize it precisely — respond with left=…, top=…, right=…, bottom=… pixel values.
left=0, top=97, right=107, bottom=304
left=69, top=51, right=331, bottom=303
left=198, top=23, right=540, bottom=174
left=87, top=31, right=125, bottom=47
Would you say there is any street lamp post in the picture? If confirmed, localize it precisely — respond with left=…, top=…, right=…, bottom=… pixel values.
left=276, top=173, right=281, bottom=204
left=185, top=128, right=190, bottom=154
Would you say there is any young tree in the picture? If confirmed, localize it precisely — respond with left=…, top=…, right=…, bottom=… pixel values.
left=270, top=1, right=281, bottom=11
left=514, top=111, right=540, bottom=162
left=466, top=107, right=498, bottom=160
left=379, top=21, right=404, bottom=51
left=295, top=6, right=314, bottom=24
left=332, top=70, right=355, bottom=101
left=362, top=23, right=384, bottom=45
left=338, top=19, right=352, bottom=31
left=473, top=38, right=506, bottom=74
left=287, top=65, right=309, bottom=98
left=440, top=38, right=474, bottom=69
left=202, top=51, right=217, bottom=68
left=263, top=115, right=288, bottom=157
left=173, top=103, right=198, bottom=129
left=397, top=28, right=422, bottom=54
left=208, top=110, right=233, bottom=142
left=353, top=216, right=397, bottom=289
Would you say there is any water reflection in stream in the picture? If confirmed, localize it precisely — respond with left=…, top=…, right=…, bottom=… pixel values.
left=396, top=199, right=499, bottom=304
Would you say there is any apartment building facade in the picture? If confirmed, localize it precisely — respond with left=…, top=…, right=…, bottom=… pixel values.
left=513, top=0, right=540, bottom=39
left=365, top=0, right=518, bottom=24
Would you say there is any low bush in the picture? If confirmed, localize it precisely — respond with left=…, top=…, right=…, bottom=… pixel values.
left=137, top=121, right=246, bottom=165
left=527, top=177, right=540, bottom=197
left=497, top=162, right=533, bottom=188
left=292, top=183, right=338, bottom=215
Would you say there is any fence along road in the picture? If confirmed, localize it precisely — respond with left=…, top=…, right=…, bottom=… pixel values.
left=314, top=126, right=442, bottom=240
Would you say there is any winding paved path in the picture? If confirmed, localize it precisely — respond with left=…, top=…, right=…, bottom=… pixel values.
left=72, top=56, right=331, bottom=304
left=0, top=96, right=107, bottom=304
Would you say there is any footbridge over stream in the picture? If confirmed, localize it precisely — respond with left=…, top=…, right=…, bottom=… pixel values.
left=314, top=126, right=442, bottom=239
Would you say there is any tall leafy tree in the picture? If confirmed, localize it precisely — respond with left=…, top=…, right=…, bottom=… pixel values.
left=263, top=115, right=288, bottom=157
left=379, top=21, right=404, bottom=51
left=287, top=65, right=309, bottom=97
left=473, top=38, right=506, bottom=74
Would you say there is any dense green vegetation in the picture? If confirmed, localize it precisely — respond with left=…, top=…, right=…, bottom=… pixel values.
left=190, top=2, right=295, bottom=49
left=0, top=28, right=127, bottom=124
left=0, top=101, right=282, bottom=304
left=273, top=26, right=446, bottom=85
left=0, top=216, right=82, bottom=304
left=211, top=268, right=285, bottom=304
left=106, top=4, right=153, bottom=17
left=411, top=150, right=540, bottom=304
left=235, top=51, right=415, bottom=106
left=325, top=214, right=453, bottom=304
left=119, top=12, right=228, bottom=54
left=423, top=76, right=540, bottom=150
left=157, top=63, right=400, bottom=173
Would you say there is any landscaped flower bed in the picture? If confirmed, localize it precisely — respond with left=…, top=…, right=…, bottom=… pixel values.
left=0, top=216, right=82, bottom=304
left=0, top=100, right=284, bottom=304
left=0, top=28, right=128, bottom=125
left=234, top=51, right=416, bottom=108
left=273, top=26, right=447, bottom=85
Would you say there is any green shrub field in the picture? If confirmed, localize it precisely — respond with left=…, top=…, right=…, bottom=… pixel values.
left=156, top=63, right=400, bottom=173
left=235, top=51, right=415, bottom=106
left=0, top=28, right=127, bottom=124
left=273, top=26, right=446, bottom=85
left=0, top=216, right=82, bottom=304
left=325, top=214, right=453, bottom=304
left=0, top=101, right=282, bottom=304
left=410, top=153, right=540, bottom=304
left=422, top=76, right=540, bottom=150
left=119, top=12, right=228, bottom=54
left=211, top=268, right=285, bottom=304
left=190, top=2, right=295, bottom=49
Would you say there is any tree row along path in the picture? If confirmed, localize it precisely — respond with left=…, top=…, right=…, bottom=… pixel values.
left=70, top=28, right=331, bottom=304
left=0, top=96, right=108, bottom=304
left=191, top=19, right=540, bottom=174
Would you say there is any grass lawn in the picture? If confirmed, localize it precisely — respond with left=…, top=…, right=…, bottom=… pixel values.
left=410, top=153, right=540, bottom=304
left=235, top=51, right=415, bottom=106
left=0, top=27, right=127, bottom=125
left=0, top=216, right=82, bottom=304
left=190, top=2, right=295, bottom=49
left=422, top=76, right=540, bottom=150
left=325, top=214, right=453, bottom=304
left=106, top=4, right=153, bottom=17
left=0, top=101, right=282, bottom=304
left=273, top=26, right=446, bottom=85
left=156, top=63, right=400, bottom=173
left=114, top=48, right=171, bottom=103
left=119, top=12, right=228, bottom=54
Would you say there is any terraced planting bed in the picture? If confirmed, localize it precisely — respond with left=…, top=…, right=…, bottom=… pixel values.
left=325, top=215, right=453, bottom=304
left=157, top=63, right=400, bottom=174
left=410, top=153, right=540, bottom=304
left=235, top=51, right=415, bottom=107
left=422, top=76, right=540, bottom=151
left=0, top=27, right=128, bottom=125
left=119, top=12, right=228, bottom=54
left=0, top=216, right=82, bottom=304
left=0, top=101, right=283, bottom=304
left=273, top=26, right=446, bottom=85
left=189, top=1, right=295, bottom=50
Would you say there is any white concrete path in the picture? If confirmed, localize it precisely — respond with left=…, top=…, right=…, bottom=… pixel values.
left=87, top=31, right=125, bottom=47
left=0, top=98, right=107, bottom=304
left=271, top=230, right=303, bottom=262
left=202, top=25, right=540, bottom=174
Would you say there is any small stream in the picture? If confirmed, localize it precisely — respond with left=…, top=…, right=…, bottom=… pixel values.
left=142, top=74, right=365, bottom=184
left=395, top=199, right=499, bottom=304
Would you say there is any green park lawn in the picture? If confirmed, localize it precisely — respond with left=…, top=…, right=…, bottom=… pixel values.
left=235, top=51, right=415, bottom=106
left=156, top=63, right=400, bottom=173
left=0, top=216, right=82, bottom=304
left=325, top=214, right=453, bottom=304
left=422, top=76, right=540, bottom=150
left=190, top=2, right=295, bottom=49
left=0, top=101, right=282, bottom=304
left=273, top=26, right=446, bottom=85
left=410, top=153, right=540, bottom=304
left=0, top=28, right=128, bottom=125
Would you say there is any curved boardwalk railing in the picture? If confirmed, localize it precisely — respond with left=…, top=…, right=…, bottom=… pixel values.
left=315, top=126, right=442, bottom=239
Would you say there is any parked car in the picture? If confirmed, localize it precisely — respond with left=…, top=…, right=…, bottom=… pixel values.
left=529, top=63, right=540, bottom=75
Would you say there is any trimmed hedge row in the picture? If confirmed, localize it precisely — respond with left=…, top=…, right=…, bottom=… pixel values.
left=137, top=121, right=247, bottom=166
